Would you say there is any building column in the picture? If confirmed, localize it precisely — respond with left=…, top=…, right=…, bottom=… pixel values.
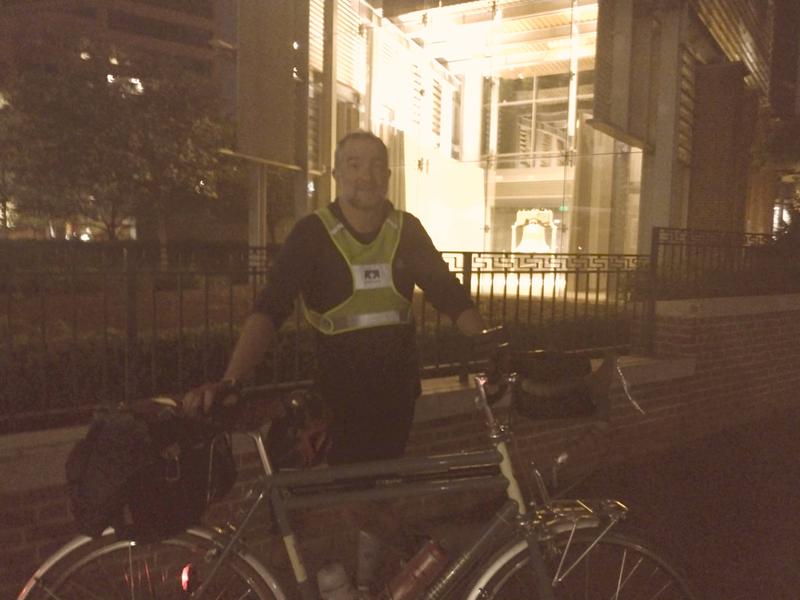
left=236, top=0, right=306, bottom=244
left=459, top=68, right=488, bottom=249
left=638, top=1, right=688, bottom=252
left=484, top=75, right=500, bottom=251
left=367, top=19, right=381, bottom=133
left=460, top=68, right=483, bottom=164
left=292, top=1, right=311, bottom=221
left=248, top=165, right=269, bottom=247
left=318, top=0, right=338, bottom=206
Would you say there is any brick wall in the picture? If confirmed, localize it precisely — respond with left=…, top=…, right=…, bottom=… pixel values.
left=3, top=294, right=799, bottom=598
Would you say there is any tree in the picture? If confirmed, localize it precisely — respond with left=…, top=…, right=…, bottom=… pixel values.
left=128, top=54, right=239, bottom=244
left=0, top=91, right=20, bottom=231
left=2, top=45, right=239, bottom=240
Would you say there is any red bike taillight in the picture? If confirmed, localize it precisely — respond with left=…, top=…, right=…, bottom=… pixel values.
left=181, top=563, right=196, bottom=593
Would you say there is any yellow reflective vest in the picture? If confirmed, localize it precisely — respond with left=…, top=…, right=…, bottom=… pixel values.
left=303, top=205, right=413, bottom=335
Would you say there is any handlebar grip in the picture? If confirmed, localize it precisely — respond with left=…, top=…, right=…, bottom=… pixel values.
left=209, top=385, right=306, bottom=431
left=204, top=379, right=244, bottom=428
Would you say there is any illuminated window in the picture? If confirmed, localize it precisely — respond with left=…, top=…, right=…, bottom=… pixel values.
left=124, top=77, right=144, bottom=95
left=0, top=200, right=16, bottom=229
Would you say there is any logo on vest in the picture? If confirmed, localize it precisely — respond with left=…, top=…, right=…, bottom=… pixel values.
left=353, top=264, right=390, bottom=290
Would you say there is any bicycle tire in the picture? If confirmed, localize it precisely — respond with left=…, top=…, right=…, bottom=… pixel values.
left=17, top=527, right=286, bottom=600
left=466, top=528, right=699, bottom=599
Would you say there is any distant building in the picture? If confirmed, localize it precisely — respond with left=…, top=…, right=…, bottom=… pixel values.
left=0, top=0, right=216, bottom=77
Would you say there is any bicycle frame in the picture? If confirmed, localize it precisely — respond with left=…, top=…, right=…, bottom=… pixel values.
left=19, top=354, right=698, bottom=600
left=193, top=371, right=590, bottom=600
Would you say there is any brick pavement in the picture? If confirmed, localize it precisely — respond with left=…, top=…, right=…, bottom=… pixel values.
left=570, top=405, right=800, bottom=599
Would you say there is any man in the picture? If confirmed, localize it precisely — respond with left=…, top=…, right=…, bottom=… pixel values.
left=184, top=130, right=487, bottom=593
left=190, top=130, right=485, bottom=465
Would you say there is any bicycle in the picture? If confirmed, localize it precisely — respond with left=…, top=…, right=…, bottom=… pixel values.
left=17, top=348, right=698, bottom=599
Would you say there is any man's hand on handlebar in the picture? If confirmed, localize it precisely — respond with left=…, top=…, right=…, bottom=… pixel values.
left=470, top=325, right=509, bottom=355
left=181, top=382, right=330, bottom=467
left=181, top=380, right=291, bottom=430
left=181, top=379, right=242, bottom=421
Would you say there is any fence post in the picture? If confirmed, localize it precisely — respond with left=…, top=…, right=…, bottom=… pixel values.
left=458, top=251, right=474, bottom=384
left=462, top=251, right=473, bottom=297
left=647, top=228, right=661, bottom=353
left=123, top=247, right=138, bottom=402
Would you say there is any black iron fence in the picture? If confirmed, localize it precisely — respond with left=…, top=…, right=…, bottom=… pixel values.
left=437, top=251, right=649, bottom=353
left=3, top=226, right=796, bottom=431
left=650, top=227, right=800, bottom=299
left=0, top=241, right=651, bottom=431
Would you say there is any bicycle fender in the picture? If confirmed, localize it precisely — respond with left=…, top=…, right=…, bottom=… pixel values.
left=16, top=532, right=99, bottom=600
left=465, top=539, right=528, bottom=600
left=17, top=527, right=288, bottom=600
left=184, top=526, right=289, bottom=599
left=464, top=517, right=602, bottom=600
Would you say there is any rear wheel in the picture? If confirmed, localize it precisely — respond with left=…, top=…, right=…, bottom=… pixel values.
left=19, top=530, right=282, bottom=600
left=470, top=529, right=698, bottom=599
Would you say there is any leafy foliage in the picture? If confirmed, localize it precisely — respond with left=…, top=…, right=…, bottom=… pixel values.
left=0, top=90, right=25, bottom=229
left=0, top=44, right=241, bottom=239
left=0, top=326, right=317, bottom=433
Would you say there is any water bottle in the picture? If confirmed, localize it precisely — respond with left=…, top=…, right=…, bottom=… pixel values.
left=379, top=539, right=448, bottom=599
left=356, top=529, right=383, bottom=593
left=317, top=561, right=361, bottom=600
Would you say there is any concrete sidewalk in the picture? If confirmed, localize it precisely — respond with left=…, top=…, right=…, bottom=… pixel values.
left=571, top=405, right=800, bottom=600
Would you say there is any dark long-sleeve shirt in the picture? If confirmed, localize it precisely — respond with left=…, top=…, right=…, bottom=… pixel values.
left=253, top=200, right=474, bottom=400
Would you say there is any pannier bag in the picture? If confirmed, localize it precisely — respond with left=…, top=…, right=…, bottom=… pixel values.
left=65, top=397, right=236, bottom=542
left=509, top=350, right=597, bottom=420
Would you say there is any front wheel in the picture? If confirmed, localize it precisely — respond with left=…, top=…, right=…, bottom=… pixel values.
left=18, top=528, right=285, bottom=600
left=467, top=529, right=698, bottom=599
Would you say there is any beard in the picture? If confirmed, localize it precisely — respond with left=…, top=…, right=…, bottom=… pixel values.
left=342, top=188, right=386, bottom=210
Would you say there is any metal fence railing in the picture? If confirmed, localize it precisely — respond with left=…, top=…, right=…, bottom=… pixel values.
left=650, top=227, right=800, bottom=300
left=0, top=241, right=651, bottom=432
left=435, top=251, right=650, bottom=358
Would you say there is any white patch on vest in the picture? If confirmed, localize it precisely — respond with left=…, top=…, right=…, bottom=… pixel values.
left=329, top=222, right=345, bottom=235
left=352, top=263, right=392, bottom=290
left=340, top=310, right=405, bottom=329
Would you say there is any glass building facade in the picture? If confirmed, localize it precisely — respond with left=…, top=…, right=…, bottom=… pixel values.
left=301, top=0, right=642, bottom=254
left=234, top=0, right=791, bottom=251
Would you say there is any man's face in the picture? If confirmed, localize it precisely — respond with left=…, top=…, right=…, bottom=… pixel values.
left=333, top=137, right=391, bottom=211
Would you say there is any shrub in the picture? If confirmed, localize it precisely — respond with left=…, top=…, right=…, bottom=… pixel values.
left=1, top=314, right=637, bottom=432
left=0, top=326, right=317, bottom=432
